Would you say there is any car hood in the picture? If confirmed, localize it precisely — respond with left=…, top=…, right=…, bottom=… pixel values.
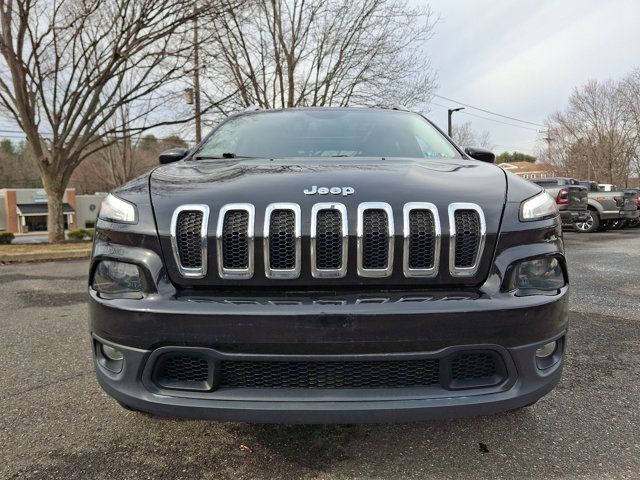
left=150, top=157, right=506, bottom=229
left=149, top=157, right=507, bottom=287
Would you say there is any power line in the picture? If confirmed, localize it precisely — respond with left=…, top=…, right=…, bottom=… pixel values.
left=432, top=94, right=546, bottom=128
left=430, top=102, right=543, bottom=132
left=457, top=110, right=543, bottom=132
left=0, top=134, right=28, bottom=140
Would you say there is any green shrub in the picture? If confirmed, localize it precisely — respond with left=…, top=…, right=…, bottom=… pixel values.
left=0, top=231, right=15, bottom=244
left=67, top=228, right=92, bottom=240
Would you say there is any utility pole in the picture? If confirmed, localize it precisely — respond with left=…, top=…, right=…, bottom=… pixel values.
left=542, top=133, right=551, bottom=164
left=585, top=154, right=590, bottom=181
left=447, top=107, right=464, bottom=137
left=193, top=3, right=202, bottom=143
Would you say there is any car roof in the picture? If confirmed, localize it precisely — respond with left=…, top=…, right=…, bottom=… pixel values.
left=235, top=106, right=415, bottom=116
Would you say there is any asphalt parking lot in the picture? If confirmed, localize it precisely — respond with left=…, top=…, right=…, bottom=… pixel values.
left=1, top=230, right=639, bottom=479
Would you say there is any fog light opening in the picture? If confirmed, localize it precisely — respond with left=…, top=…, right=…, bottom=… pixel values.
left=536, top=341, right=557, bottom=358
left=102, top=344, right=124, bottom=362
left=96, top=341, right=124, bottom=373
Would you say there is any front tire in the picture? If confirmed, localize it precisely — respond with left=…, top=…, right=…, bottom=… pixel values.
left=574, top=210, right=599, bottom=233
left=613, top=219, right=628, bottom=230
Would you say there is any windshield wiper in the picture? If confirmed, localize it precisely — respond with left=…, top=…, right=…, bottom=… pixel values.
left=195, top=152, right=250, bottom=160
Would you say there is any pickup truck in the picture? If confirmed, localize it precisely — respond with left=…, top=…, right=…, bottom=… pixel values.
left=530, top=178, right=588, bottom=227
left=574, top=181, right=639, bottom=232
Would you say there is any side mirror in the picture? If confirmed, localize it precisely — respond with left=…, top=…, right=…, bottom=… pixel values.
left=464, top=147, right=495, bottom=164
left=159, top=148, right=189, bottom=164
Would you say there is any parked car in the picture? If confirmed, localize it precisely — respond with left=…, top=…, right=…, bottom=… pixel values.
left=530, top=178, right=588, bottom=227
left=574, top=181, right=639, bottom=232
left=89, top=107, right=568, bottom=423
left=629, top=188, right=640, bottom=228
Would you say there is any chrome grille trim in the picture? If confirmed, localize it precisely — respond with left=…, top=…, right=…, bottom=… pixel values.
left=264, top=203, right=301, bottom=279
left=216, top=204, right=255, bottom=279
left=357, top=202, right=394, bottom=277
left=403, top=202, right=441, bottom=278
left=447, top=203, right=486, bottom=277
left=170, top=205, right=210, bottom=278
left=310, top=203, right=348, bottom=278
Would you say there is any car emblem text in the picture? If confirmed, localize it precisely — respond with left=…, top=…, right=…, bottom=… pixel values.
left=304, top=185, right=355, bottom=196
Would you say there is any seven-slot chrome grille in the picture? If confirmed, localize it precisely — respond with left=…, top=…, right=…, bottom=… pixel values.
left=171, top=202, right=486, bottom=280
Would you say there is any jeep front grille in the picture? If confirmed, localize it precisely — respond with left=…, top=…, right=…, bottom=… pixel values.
left=403, top=202, right=440, bottom=277
left=170, top=205, right=209, bottom=278
left=177, top=212, right=203, bottom=268
left=311, top=203, right=348, bottom=278
left=171, top=202, right=486, bottom=280
left=264, top=203, right=301, bottom=279
left=448, top=203, right=486, bottom=277
left=216, top=204, right=255, bottom=279
left=357, top=202, right=394, bottom=277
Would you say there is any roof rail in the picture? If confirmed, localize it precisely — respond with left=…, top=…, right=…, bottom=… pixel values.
left=244, top=105, right=261, bottom=112
left=391, top=105, right=410, bottom=112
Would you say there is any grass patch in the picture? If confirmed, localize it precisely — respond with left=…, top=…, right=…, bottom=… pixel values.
left=0, top=241, right=92, bottom=263
left=0, top=242, right=92, bottom=254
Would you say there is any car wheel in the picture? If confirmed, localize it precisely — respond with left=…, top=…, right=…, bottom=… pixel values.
left=574, top=210, right=599, bottom=233
left=614, top=220, right=628, bottom=230
left=598, top=220, right=612, bottom=232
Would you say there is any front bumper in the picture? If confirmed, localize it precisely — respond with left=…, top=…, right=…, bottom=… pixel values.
left=90, top=286, right=568, bottom=423
left=94, top=334, right=564, bottom=423
left=89, top=212, right=568, bottom=423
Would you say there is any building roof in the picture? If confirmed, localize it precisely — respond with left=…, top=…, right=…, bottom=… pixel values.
left=500, top=162, right=544, bottom=170
left=16, top=203, right=75, bottom=215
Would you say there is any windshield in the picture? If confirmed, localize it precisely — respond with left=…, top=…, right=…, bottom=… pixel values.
left=196, top=109, right=461, bottom=160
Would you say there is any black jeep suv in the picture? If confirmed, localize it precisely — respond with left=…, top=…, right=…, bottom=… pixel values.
left=89, top=107, right=568, bottom=423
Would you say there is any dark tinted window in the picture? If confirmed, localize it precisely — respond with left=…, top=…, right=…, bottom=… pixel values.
left=533, top=180, right=559, bottom=187
left=197, top=110, right=461, bottom=159
left=579, top=181, right=599, bottom=192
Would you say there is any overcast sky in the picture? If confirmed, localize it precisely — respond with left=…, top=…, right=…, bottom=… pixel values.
left=2, top=0, right=639, bottom=156
left=424, top=0, right=640, bottom=154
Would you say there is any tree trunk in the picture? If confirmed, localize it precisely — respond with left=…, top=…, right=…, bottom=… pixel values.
left=43, top=175, right=67, bottom=243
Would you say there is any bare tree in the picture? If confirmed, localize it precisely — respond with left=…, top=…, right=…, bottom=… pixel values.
left=620, top=68, right=640, bottom=181
left=450, top=121, right=494, bottom=149
left=543, top=78, right=637, bottom=185
left=202, top=0, right=437, bottom=114
left=70, top=141, right=159, bottom=194
left=0, top=0, right=236, bottom=241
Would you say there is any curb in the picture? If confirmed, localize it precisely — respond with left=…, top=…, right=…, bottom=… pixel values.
left=0, top=249, right=91, bottom=263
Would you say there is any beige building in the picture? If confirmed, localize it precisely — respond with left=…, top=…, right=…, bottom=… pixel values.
left=499, top=162, right=556, bottom=180
left=0, top=188, right=106, bottom=233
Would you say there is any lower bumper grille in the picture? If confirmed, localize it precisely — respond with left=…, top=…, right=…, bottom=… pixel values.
left=220, top=359, right=440, bottom=389
left=151, top=350, right=507, bottom=392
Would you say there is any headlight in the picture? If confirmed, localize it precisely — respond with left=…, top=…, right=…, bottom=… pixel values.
left=505, top=256, right=566, bottom=295
left=520, top=192, right=558, bottom=221
left=98, top=194, right=137, bottom=223
left=92, top=260, right=148, bottom=299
